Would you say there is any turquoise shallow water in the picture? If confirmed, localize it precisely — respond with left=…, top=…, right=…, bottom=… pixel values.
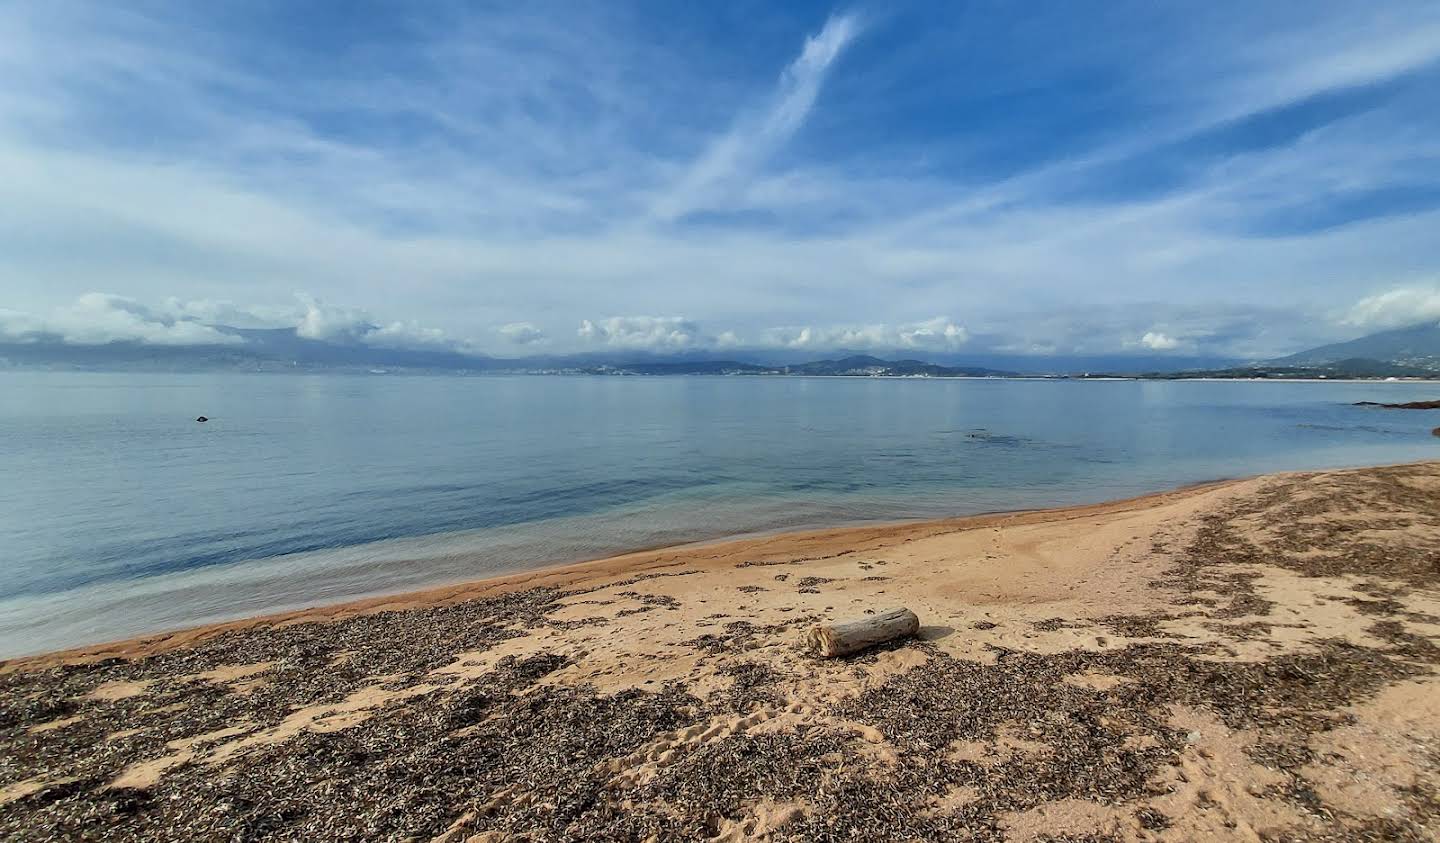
left=1, top=371, right=1437, bottom=656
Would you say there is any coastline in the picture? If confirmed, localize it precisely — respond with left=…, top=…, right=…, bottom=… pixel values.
left=5, top=460, right=1440, bottom=840
left=9, top=371, right=1440, bottom=664
left=3, top=476, right=1239, bottom=670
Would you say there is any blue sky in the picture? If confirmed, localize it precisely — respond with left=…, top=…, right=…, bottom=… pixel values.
left=2, top=1, right=1439, bottom=358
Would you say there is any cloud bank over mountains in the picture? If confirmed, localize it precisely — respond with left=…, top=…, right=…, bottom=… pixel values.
left=1343, top=287, right=1440, bottom=331
left=0, top=294, right=242, bottom=347
left=0, top=293, right=975, bottom=355
left=0, top=293, right=473, bottom=352
left=3, top=286, right=1438, bottom=360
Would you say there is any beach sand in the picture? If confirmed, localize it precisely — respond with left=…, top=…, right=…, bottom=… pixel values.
left=3, top=462, right=1440, bottom=840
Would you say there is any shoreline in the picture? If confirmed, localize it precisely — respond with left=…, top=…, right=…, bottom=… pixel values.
left=4, top=460, right=1439, bottom=840
left=9, top=454, right=1437, bottom=668
left=3, top=475, right=1241, bottom=670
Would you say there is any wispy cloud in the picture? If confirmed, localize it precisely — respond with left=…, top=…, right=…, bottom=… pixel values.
left=649, top=12, right=863, bottom=222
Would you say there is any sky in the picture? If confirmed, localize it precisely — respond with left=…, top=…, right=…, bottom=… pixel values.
left=2, top=1, right=1440, bottom=359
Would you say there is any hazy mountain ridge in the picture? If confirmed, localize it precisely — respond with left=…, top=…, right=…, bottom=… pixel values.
left=0, top=328, right=498, bottom=374
left=1271, top=322, right=1440, bottom=371
left=0, top=338, right=1021, bottom=379
left=1107, top=323, right=1440, bottom=380
left=0, top=327, right=1146, bottom=377
left=596, top=355, right=1016, bottom=377
left=4, top=322, right=1440, bottom=379
left=1119, top=357, right=1440, bottom=381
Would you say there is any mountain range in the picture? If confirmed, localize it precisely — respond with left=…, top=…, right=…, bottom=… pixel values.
left=594, top=355, right=1015, bottom=377
left=3, top=321, right=1440, bottom=379
left=1271, top=322, right=1440, bottom=371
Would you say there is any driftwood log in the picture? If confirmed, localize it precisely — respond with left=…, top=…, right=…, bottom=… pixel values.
left=806, top=607, right=920, bottom=658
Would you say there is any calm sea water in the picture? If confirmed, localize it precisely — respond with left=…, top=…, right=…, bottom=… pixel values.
left=2, top=372, right=1438, bottom=657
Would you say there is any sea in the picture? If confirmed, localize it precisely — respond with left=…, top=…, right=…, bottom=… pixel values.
left=2, top=371, right=1437, bottom=657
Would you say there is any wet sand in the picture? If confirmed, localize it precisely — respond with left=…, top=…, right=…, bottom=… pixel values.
left=3, top=462, right=1440, bottom=840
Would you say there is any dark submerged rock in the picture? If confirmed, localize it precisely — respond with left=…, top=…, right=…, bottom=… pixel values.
left=1353, top=399, right=1440, bottom=409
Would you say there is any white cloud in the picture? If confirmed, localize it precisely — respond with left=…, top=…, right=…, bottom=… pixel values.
left=363, top=321, right=459, bottom=351
left=766, top=317, right=968, bottom=351
left=1343, top=286, right=1440, bottom=330
left=159, top=297, right=296, bottom=329
left=294, top=295, right=372, bottom=342
left=0, top=309, right=48, bottom=344
left=578, top=316, right=705, bottom=350
left=898, top=317, right=968, bottom=348
left=0, top=293, right=242, bottom=345
left=293, top=294, right=466, bottom=351
left=498, top=322, right=546, bottom=345
left=1139, top=331, right=1180, bottom=351
left=571, top=315, right=967, bottom=354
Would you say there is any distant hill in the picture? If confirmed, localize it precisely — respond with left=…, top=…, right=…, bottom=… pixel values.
left=12, top=322, right=1436, bottom=380
left=0, top=327, right=500, bottom=373
left=533, top=350, right=1233, bottom=376
left=581, top=355, right=1016, bottom=377
left=589, top=360, right=774, bottom=376
left=1126, top=357, right=1440, bottom=381
left=784, top=355, right=1012, bottom=377
left=1273, top=322, right=1440, bottom=372
left=0, top=332, right=1021, bottom=377
left=901, top=352, right=1242, bottom=376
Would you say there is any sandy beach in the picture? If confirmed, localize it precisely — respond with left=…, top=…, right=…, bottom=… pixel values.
left=4, top=461, right=1440, bottom=840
